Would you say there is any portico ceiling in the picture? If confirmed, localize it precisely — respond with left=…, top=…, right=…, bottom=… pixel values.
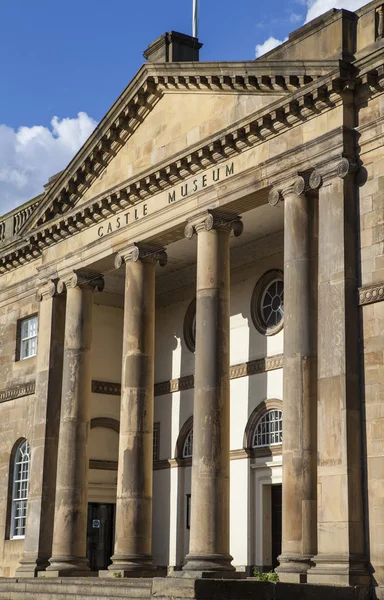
left=98, top=199, right=284, bottom=297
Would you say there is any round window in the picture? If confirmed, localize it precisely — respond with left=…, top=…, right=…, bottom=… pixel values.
left=184, top=299, right=196, bottom=352
left=251, top=270, right=284, bottom=336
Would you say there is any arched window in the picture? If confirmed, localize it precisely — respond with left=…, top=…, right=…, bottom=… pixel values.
left=183, top=429, right=193, bottom=458
left=10, top=439, right=31, bottom=538
left=253, top=410, right=283, bottom=448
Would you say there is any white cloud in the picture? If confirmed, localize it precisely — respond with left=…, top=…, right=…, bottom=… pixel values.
left=305, top=0, right=367, bottom=22
left=256, top=0, right=368, bottom=58
left=256, top=36, right=287, bottom=58
left=0, top=112, right=97, bottom=216
left=290, top=12, right=304, bottom=23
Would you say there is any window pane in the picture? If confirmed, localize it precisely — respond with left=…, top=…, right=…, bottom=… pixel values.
left=11, top=440, right=30, bottom=538
left=19, top=316, right=38, bottom=359
left=253, top=411, right=283, bottom=448
left=183, top=429, right=193, bottom=458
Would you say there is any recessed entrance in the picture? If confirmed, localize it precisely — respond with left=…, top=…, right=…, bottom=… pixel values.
left=86, top=503, right=115, bottom=571
left=271, top=484, right=282, bottom=569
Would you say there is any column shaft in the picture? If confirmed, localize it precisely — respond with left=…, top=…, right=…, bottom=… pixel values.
left=109, top=244, right=165, bottom=576
left=48, top=275, right=97, bottom=574
left=17, top=282, right=65, bottom=576
left=277, top=182, right=317, bottom=582
left=183, top=212, right=242, bottom=575
left=308, top=171, right=369, bottom=586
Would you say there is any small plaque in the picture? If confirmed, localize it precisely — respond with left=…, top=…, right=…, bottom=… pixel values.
left=92, top=519, right=101, bottom=529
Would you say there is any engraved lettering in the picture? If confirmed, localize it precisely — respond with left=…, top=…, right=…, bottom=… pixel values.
left=226, top=163, right=234, bottom=176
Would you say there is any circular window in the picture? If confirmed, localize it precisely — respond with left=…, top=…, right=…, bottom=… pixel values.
left=184, top=299, right=196, bottom=352
left=251, top=270, right=284, bottom=336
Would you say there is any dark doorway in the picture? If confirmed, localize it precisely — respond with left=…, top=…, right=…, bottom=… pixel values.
left=87, top=503, right=115, bottom=571
left=271, top=484, right=282, bottom=569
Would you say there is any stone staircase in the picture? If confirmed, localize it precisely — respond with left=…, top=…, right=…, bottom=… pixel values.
left=0, top=577, right=371, bottom=600
left=0, top=577, right=153, bottom=600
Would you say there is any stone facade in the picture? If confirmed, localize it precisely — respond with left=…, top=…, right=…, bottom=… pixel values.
left=1, top=1, right=384, bottom=598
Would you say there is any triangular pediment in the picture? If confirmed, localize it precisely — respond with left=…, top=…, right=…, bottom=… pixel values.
left=17, top=59, right=339, bottom=237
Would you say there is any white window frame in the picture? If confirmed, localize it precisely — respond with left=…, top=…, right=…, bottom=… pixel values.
left=10, top=440, right=31, bottom=539
left=253, top=410, right=283, bottom=449
left=19, top=315, right=38, bottom=360
left=183, top=429, right=193, bottom=458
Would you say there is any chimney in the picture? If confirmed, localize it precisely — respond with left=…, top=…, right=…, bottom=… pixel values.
left=143, top=31, right=203, bottom=63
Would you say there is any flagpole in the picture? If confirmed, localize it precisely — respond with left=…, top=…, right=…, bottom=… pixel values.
left=192, top=0, right=198, bottom=38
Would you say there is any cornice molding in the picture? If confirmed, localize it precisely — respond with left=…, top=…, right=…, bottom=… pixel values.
left=0, top=60, right=363, bottom=275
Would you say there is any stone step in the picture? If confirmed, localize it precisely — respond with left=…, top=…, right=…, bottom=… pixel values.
left=0, top=577, right=153, bottom=600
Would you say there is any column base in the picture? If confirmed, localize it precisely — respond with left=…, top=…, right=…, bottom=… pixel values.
left=15, top=557, right=50, bottom=578
left=46, top=556, right=90, bottom=575
left=182, top=553, right=242, bottom=578
left=275, top=553, right=313, bottom=583
left=307, top=554, right=371, bottom=587
left=108, top=553, right=155, bottom=576
left=100, top=568, right=158, bottom=578
left=39, top=570, right=97, bottom=578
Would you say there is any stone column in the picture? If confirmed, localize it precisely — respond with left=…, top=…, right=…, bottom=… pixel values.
left=270, top=178, right=318, bottom=583
left=182, top=210, right=243, bottom=575
left=108, top=243, right=167, bottom=577
left=307, top=160, right=369, bottom=586
left=47, top=272, right=103, bottom=576
left=16, top=280, right=65, bottom=577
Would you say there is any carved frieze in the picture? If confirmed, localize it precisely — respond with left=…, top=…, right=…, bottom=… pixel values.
left=359, top=283, right=384, bottom=306
left=92, top=381, right=121, bottom=396
left=0, top=353, right=283, bottom=405
left=0, top=382, right=36, bottom=404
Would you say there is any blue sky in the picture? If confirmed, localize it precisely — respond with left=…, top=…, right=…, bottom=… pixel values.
left=0, top=0, right=368, bottom=213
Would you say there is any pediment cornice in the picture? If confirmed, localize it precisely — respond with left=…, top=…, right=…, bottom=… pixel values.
left=1, top=55, right=383, bottom=274
left=3, top=60, right=341, bottom=235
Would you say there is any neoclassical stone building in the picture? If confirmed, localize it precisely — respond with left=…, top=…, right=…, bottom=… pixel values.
left=1, top=2, right=384, bottom=598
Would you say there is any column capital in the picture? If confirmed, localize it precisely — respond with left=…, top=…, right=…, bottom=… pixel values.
left=57, top=271, right=104, bottom=294
left=184, top=210, right=243, bottom=239
left=114, top=243, right=167, bottom=270
left=269, top=174, right=312, bottom=206
left=36, top=279, right=57, bottom=302
left=309, top=157, right=359, bottom=189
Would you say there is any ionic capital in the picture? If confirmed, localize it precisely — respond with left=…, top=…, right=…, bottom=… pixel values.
left=36, top=279, right=57, bottom=302
left=184, top=210, right=243, bottom=239
left=308, top=157, right=359, bottom=187
left=114, top=243, right=167, bottom=269
left=57, top=272, right=104, bottom=294
left=309, top=169, right=323, bottom=190
left=336, top=157, right=358, bottom=179
left=269, top=175, right=311, bottom=206
left=268, top=188, right=282, bottom=206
